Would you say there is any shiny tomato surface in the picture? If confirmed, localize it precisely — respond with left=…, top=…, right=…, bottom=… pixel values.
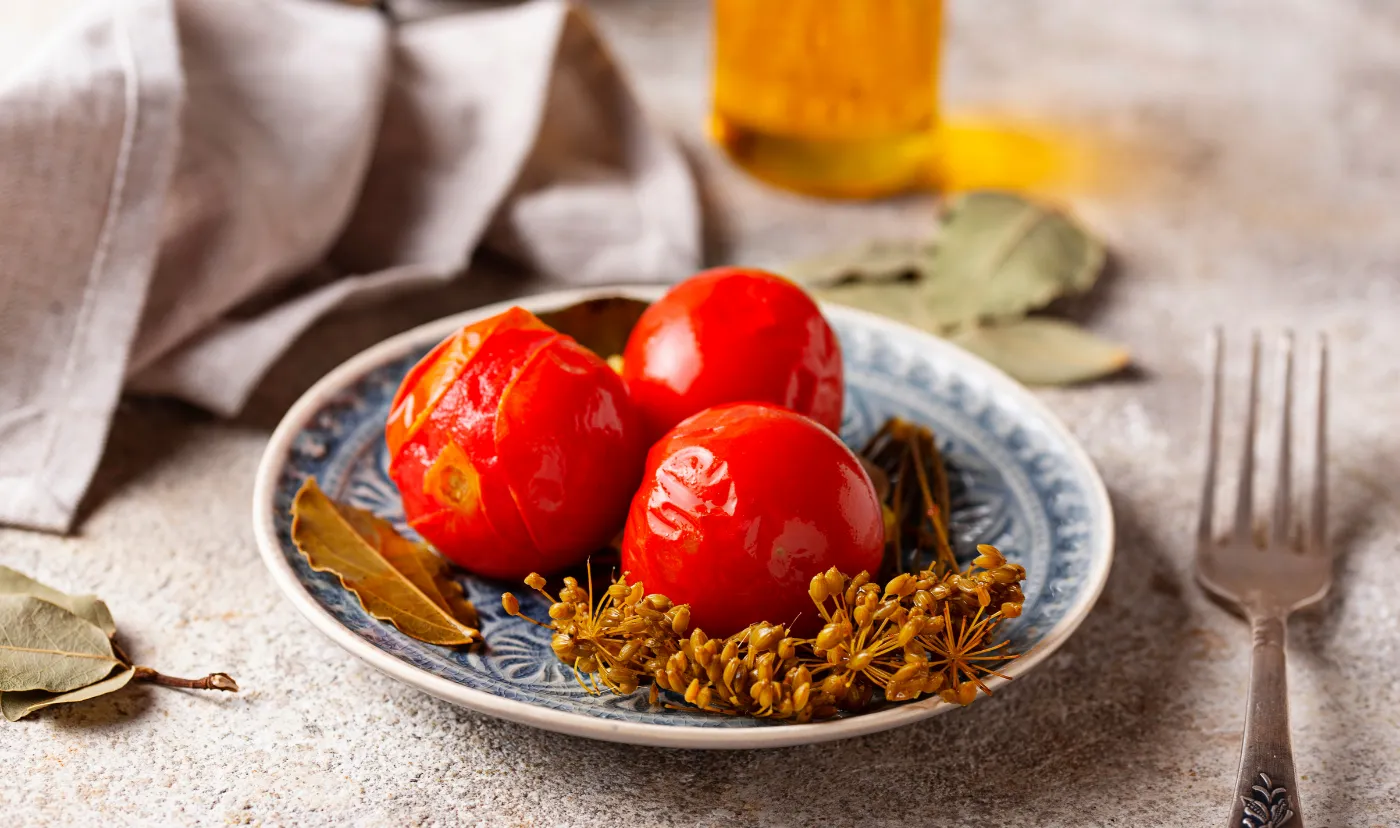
left=621, top=267, right=844, bottom=441
left=387, top=307, right=647, bottom=579
left=620, top=403, right=883, bottom=636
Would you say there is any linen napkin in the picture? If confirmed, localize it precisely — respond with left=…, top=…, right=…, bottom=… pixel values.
left=0, top=0, right=700, bottom=532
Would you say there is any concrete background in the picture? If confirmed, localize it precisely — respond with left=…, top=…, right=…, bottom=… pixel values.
left=3, top=1, right=1399, bottom=825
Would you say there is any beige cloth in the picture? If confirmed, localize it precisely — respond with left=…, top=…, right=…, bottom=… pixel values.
left=0, top=0, right=700, bottom=532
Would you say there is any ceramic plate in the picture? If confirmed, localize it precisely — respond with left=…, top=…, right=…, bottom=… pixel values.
left=252, top=286, right=1113, bottom=749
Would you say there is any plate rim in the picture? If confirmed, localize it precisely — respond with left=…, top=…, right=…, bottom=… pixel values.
left=251, top=284, right=1114, bottom=749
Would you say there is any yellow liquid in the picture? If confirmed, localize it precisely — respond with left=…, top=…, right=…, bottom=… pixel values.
left=711, top=0, right=942, bottom=199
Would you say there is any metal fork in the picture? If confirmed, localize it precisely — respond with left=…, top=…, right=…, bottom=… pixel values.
left=1195, top=330, right=1329, bottom=828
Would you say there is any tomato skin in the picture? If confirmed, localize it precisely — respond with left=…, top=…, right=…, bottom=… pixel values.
left=387, top=308, right=647, bottom=579
left=389, top=318, right=555, bottom=538
left=621, top=268, right=844, bottom=441
left=495, top=339, right=645, bottom=562
left=620, top=403, right=883, bottom=636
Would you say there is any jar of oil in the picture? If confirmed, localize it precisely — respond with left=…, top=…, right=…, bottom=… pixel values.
left=710, top=0, right=942, bottom=199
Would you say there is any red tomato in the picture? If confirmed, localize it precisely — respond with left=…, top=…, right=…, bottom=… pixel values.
left=387, top=307, right=647, bottom=579
left=621, top=267, right=844, bottom=441
left=620, top=403, right=884, bottom=636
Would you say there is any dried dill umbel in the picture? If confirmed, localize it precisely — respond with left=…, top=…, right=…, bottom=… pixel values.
left=503, top=546, right=1025, bottom=721
left=501, top=417, right=1028, bottom=721
left=861, top=416, right=958, bottom=576
left=503, top=565, right=687, bottom=699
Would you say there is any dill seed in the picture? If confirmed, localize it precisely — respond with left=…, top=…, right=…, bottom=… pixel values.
left=823, top=567, right=846, bottom=599
left=815, top=623, right=844, bottom=650
left=884, top=573, right=913, bottom=598
left=671, top=606, right=691, bottom=634
left=792, top=682, right=811, bottom=711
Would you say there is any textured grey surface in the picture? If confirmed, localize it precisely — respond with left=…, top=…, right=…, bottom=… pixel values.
left=3, top=1, right=1400, bottom=825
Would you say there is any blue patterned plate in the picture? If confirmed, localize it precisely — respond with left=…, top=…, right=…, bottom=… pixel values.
left=253, top=286, right=1113, bottom=749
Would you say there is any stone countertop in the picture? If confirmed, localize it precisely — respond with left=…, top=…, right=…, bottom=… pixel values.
left=3, top=1, right=1399, bottom=825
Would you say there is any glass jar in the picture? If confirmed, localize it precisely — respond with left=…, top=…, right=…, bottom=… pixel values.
left=710, top=0, right=943, bottom=199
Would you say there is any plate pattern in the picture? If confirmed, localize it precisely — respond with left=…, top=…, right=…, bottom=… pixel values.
left=268, top=312, right=1107, bottom=730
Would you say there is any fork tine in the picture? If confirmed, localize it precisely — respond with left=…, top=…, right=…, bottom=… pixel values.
left=1197, top=329, right=1224, bottom=545
left=1271, top=332, right=1294, bottom=542
left=1233, top=332, right=1261, bottom=541
left=1309, top=334, right=1328, bottom=554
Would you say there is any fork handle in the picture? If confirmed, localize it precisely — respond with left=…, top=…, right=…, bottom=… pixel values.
left=1228, top=613, right=1303, bottom=828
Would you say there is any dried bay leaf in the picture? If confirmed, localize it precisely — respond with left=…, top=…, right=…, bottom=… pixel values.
left=923, top=191, right=1105, bottom=324
left=0, top=565, right=116, bottom=637
left=805, top=193, right=1104, bottom=332
left=2, top=665, right=135, bottom=722
left=377, top=529, right=479, bottom=627
left=790, top=191, right=1122, bottom=386
left=307, top=452, right=482, bottom=628
left=291, top=478, right=480, bottom=646
left=538, top=296, right=650, bottom=359
left=0, top=595, right=121, bottom=693
left=322, top=486, right=477, bottom=628
left=409, top=548, right=481, bottom=629
left=439, top=579, right=479, bottom=630
left=813, top=280, right=967, bottom=332
left=785, top=239, right=936, bottom=288
left=336, top=503, right=450, bottom=610
left=378, top=539, right=451, bottom=610
left=952, top=318, right=1129, bottom=385
left=0, top=570, right=237, bottom=721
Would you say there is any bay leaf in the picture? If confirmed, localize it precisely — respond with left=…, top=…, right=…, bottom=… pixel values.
left=538, top=297, right=650, bottom=360
left=337, top=504, right=450, bottom=610
left=439, top=579, right=479, bottom=630
left=378, top=540, right=450, bottom=610
left=924, top=191, right=1105, bottom=325
left=375, top=529, right=478, bottom=628
left=805, top=192, right=1104, bottom=336
left=0, top=566, right=116, bottom=637
left=0, top=595, right=121, bottom=693
left=291, top=478, right=480, bottom=646
left=411, top=549, right=480, bottom=629
left=309, top=477, right=477, bottom=630
left=785, top=239, right=936, bottom=288
left=812, top=280, right=964, bottom=332
left=951, top=318, right=1130, bottom=385
left=1, top=665, right=135, bottom=722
